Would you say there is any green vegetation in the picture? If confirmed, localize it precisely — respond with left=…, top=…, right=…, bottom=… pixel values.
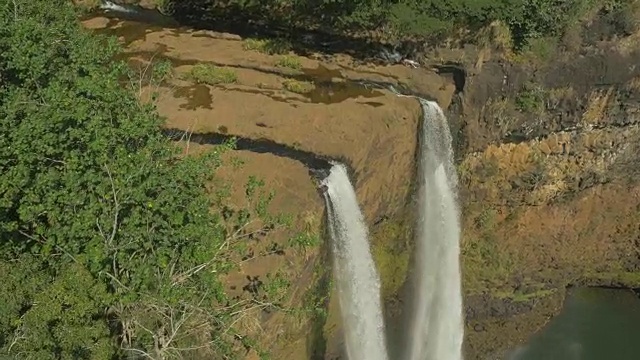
left=185, top=63, right=238, bottom=85
left=495, top=288, right=557, bottom=302
left=282, top=79, right=315, bottom=93
left=243, top=38, right=293, bottom=55
left=166, top=0, right=639, bottom=49
left=515, top=81, right=547, bottom=113
left=0, top=1, right=321, bottom=358
left=371, top=220, right=411, bottom=300
left=461, top=207, right=516, bottom=295
left=275, top=55, right=303, bottom=70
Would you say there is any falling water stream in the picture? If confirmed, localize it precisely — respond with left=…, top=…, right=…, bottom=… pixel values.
left=321, top=163, right=389, bottom=360
left=91, top=4, right=464, bottom=356
left=402, top=98, right=465, bottom=360
left=321, top=98, right=463, bottom=360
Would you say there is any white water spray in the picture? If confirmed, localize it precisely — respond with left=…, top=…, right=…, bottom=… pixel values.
left=404, top=99, right=464, bottom=360
left=99, top=1, right=135, bottom=13
left=321, top=163, right=389, bottom=360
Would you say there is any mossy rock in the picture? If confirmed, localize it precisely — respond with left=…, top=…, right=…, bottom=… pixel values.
left=371, top=218, right=412, bottom=300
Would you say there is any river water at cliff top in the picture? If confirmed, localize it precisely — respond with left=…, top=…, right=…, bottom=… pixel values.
left=508, top=288, right=640, bottom=360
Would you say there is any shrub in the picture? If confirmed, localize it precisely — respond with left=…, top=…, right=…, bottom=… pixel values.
left=275, top=55, right=303, bottom=69
left=282, top=79, right=315, bottom=93
left=186, top=63, right=238, bottom=84
left=515, top=82, right=546, bottom=113
left=243, top=37, right=292, bottom=55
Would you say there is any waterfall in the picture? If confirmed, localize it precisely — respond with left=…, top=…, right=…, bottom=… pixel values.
left=404, top=99, right=464, bottom=360
left=99, top=1, right=135, bottom=13
left=321, top=163, right=389, bottom=360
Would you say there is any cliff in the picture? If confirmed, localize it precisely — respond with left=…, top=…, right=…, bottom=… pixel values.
left=82, top=5, right=640, bottom=359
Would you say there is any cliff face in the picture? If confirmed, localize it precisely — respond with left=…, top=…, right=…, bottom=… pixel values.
left=447, top=18, right=640, bottom=356
left=83, top=5, right=640, bottom=359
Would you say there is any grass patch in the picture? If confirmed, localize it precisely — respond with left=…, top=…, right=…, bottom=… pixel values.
left=294, top=258, right=331, bottom=358
left=462, top=206, right=516, bottom=295
left=185, top=64, right=238, bottom=85
left=243, top=38, right=292, bottom=55
left=522, top=37, right=558, bottom=62
left=582, top=87, right=615, bottom=124
left=462, top=232, right=515, bottom=294
left=547, top=86, right=575, bottom=110
left=585, top=271, right=640, bottom=287
left=476, top=20, right=514, bottom=53
left=282, top=79, right=314, bottom=94
left=496, top=288, right=557, bottom=302
left=625, top=75, right=640, bottom=91
left=275, top=55, right=303, bottom=70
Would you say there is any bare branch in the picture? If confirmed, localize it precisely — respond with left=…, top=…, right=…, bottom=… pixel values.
left=7, top=314, right=26, bottom=352
left=238, top=248, right=283, bottom=264
left=101, top=271, right=130, bottom=292
left=12, top=0, right=18, bottom=21
left=18, top=230, right=78, bottom=264
left=104, top=164, right=120, bottom=246
left=121, top=347, right=154, bottom=360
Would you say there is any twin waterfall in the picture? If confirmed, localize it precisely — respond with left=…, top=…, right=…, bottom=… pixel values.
left=403, top=99, right=464, bottom=360
left=321, top=98, right=464, bottom=360
left=322, top=164, right=389, bottom=360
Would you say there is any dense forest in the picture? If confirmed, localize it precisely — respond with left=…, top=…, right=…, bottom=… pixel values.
left=1, top=0, right=639, bottom=359
left=162, top=0, right=640, bottom=49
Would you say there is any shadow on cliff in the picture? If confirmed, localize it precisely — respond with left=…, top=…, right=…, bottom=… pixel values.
left=162, top=128, right=357, bottom=183
left=105, top=0, right=426, bottom=63
left=307, top=204, right=332, bottom=360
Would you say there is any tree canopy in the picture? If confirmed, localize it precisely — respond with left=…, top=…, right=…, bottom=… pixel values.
left=166, top=0, right=616, bottom=48
left=0, top=0, right=288, bottom=358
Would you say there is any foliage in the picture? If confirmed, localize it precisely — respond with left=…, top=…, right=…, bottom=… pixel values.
left=515, top=81, right=546, bottom=113
left=243, top=38, right=292, bottom=55
left=282, top=79, right=315, bottom=93
left=0, top=1, right=320, bottom=358
left=461, top=209, right=515, bottom=295
left=168, top=0, right=621, bottom=49
left=275, top=55, right=302, bottom=69
left=185, top=63, right=238, bottom=85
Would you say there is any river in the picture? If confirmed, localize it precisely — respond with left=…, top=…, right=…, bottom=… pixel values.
left=509, top=288, right=640, bottom=360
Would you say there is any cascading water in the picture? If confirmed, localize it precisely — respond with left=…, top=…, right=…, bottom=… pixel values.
left=321, top=163, right=389, bottom=360
left=99, top=0, right=135, bottom=13
left=403, top=98, right=464, bottom=360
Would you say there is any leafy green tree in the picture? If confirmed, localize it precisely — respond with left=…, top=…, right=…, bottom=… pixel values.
left=0, top=0, right=284, bottom=358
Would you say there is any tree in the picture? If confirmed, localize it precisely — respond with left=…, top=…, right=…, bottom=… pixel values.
left=0, top=0, right=267, bottom=358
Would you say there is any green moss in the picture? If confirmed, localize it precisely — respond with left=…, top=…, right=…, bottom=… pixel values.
left=495, top=288, right=557, bottom=302
left=522, top=37, right=558, bottom=62
left=371, top=220, right=411, bottom=300
left=302, top=257, right=331, bottom=359
left=585, top=271, right=640, bottom=287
